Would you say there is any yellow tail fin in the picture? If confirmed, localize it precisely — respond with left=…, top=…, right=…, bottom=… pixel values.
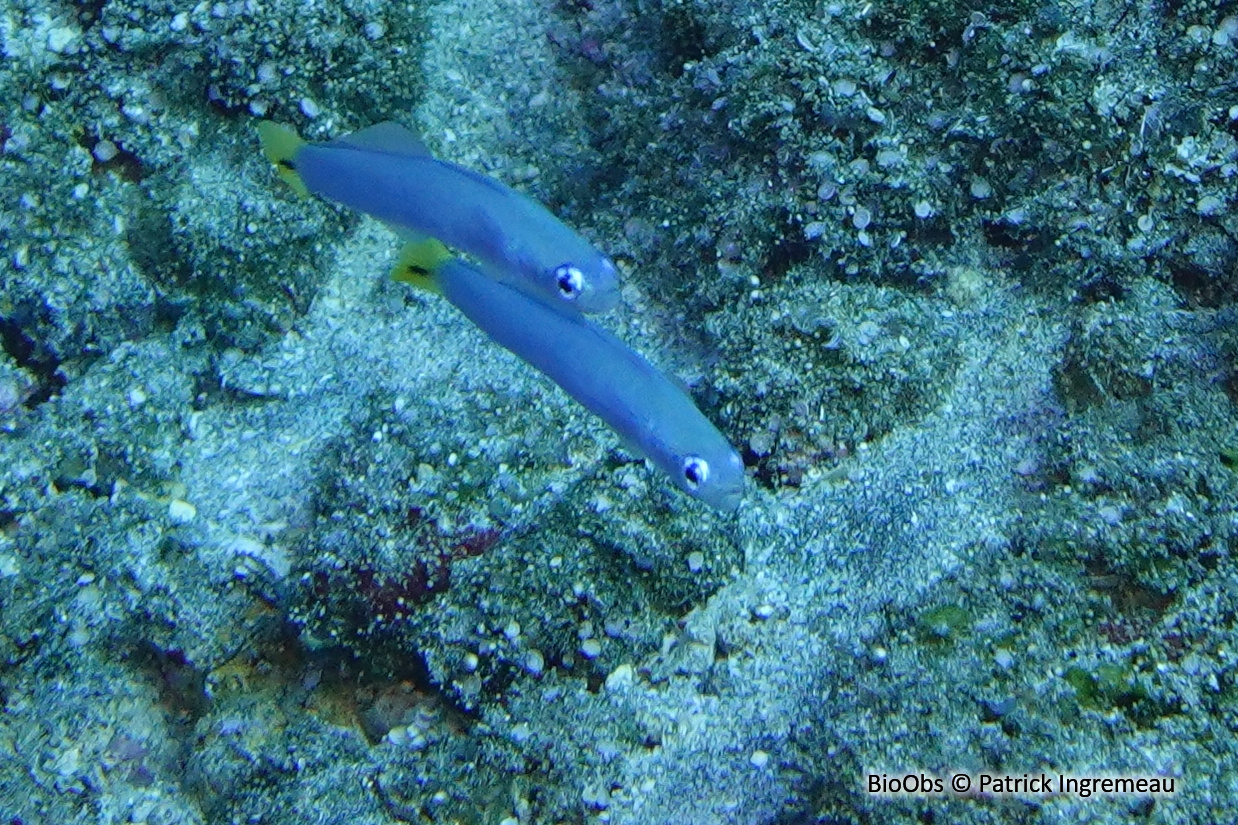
left=390, top=238, right=453, bottom=294
left=256, top=121, right=309, bottom=197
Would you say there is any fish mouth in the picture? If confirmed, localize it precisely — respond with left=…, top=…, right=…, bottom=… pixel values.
left=707, top=480, right=746, bottom=512
left=721, top=489, right=745, bottom=512
left=584, top=258, right=621, bottom=312
left=713, top=454, right=748, bottom=511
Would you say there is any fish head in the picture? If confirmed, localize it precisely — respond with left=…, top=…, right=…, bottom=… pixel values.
left=675, top=447, right=746, bottom=512
left=550, top=254, right=620, bottom=313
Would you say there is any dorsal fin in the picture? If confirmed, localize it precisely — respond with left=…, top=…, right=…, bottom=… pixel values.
left=329, top=122, right=432, bottom=158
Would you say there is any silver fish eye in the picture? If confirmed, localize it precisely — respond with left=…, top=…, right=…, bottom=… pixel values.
left=682, top=456, right=710, bottom=489
left=554, top=264, right=584, bottom=299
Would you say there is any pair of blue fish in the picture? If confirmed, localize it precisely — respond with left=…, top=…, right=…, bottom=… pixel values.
left=258, top=121, right=744, bottom=510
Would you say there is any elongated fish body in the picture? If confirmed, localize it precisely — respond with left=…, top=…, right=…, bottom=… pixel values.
left=259, top=122, right=620, bottom=314
left=419, top=251, right=745, bottom=510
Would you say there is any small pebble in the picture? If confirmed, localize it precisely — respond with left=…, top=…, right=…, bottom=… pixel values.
left=168, top=499, right=196, bottom=524
left=605, top=664, right=634, bottom=690
left=832, top=78, right=857, bottom=96
left=92, top=140, right=119, bottom=163
left=1196, top=195, right=1224, bottom=216
left=1186, top=24, right=1210, bottom=43
left=803, top=221, right=828, bottom=240
left=1013, top=457, right=1039, bottom=477
left=856, top=320, right=882, bottom=346
left=384, top=725, right=426, bottom=749
left=876, top=148, right=903, bottom=168
left=1076, top=465, right=1102, bottom=485
left=47, top=26, right=79, bottom=54
left=1215, top=16, right=1238, bottom=46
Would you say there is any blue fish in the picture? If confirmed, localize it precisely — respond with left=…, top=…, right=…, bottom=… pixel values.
left=258, top=121, right=620, bottom=314
left=396, top=239, right=746, bottom=510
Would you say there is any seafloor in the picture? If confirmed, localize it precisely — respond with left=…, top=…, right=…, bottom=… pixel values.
left=2, top=0, right=1237, bottom=822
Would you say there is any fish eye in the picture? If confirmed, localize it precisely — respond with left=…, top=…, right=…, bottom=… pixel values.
left=554, top=264, right=584, bottom=299
left=682, top=456, right=710, bottom=490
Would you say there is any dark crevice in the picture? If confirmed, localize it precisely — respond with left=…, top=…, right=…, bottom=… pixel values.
left=0, top=317, right=65, bottom=408
left=764, top=211, right=813, bottom=281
